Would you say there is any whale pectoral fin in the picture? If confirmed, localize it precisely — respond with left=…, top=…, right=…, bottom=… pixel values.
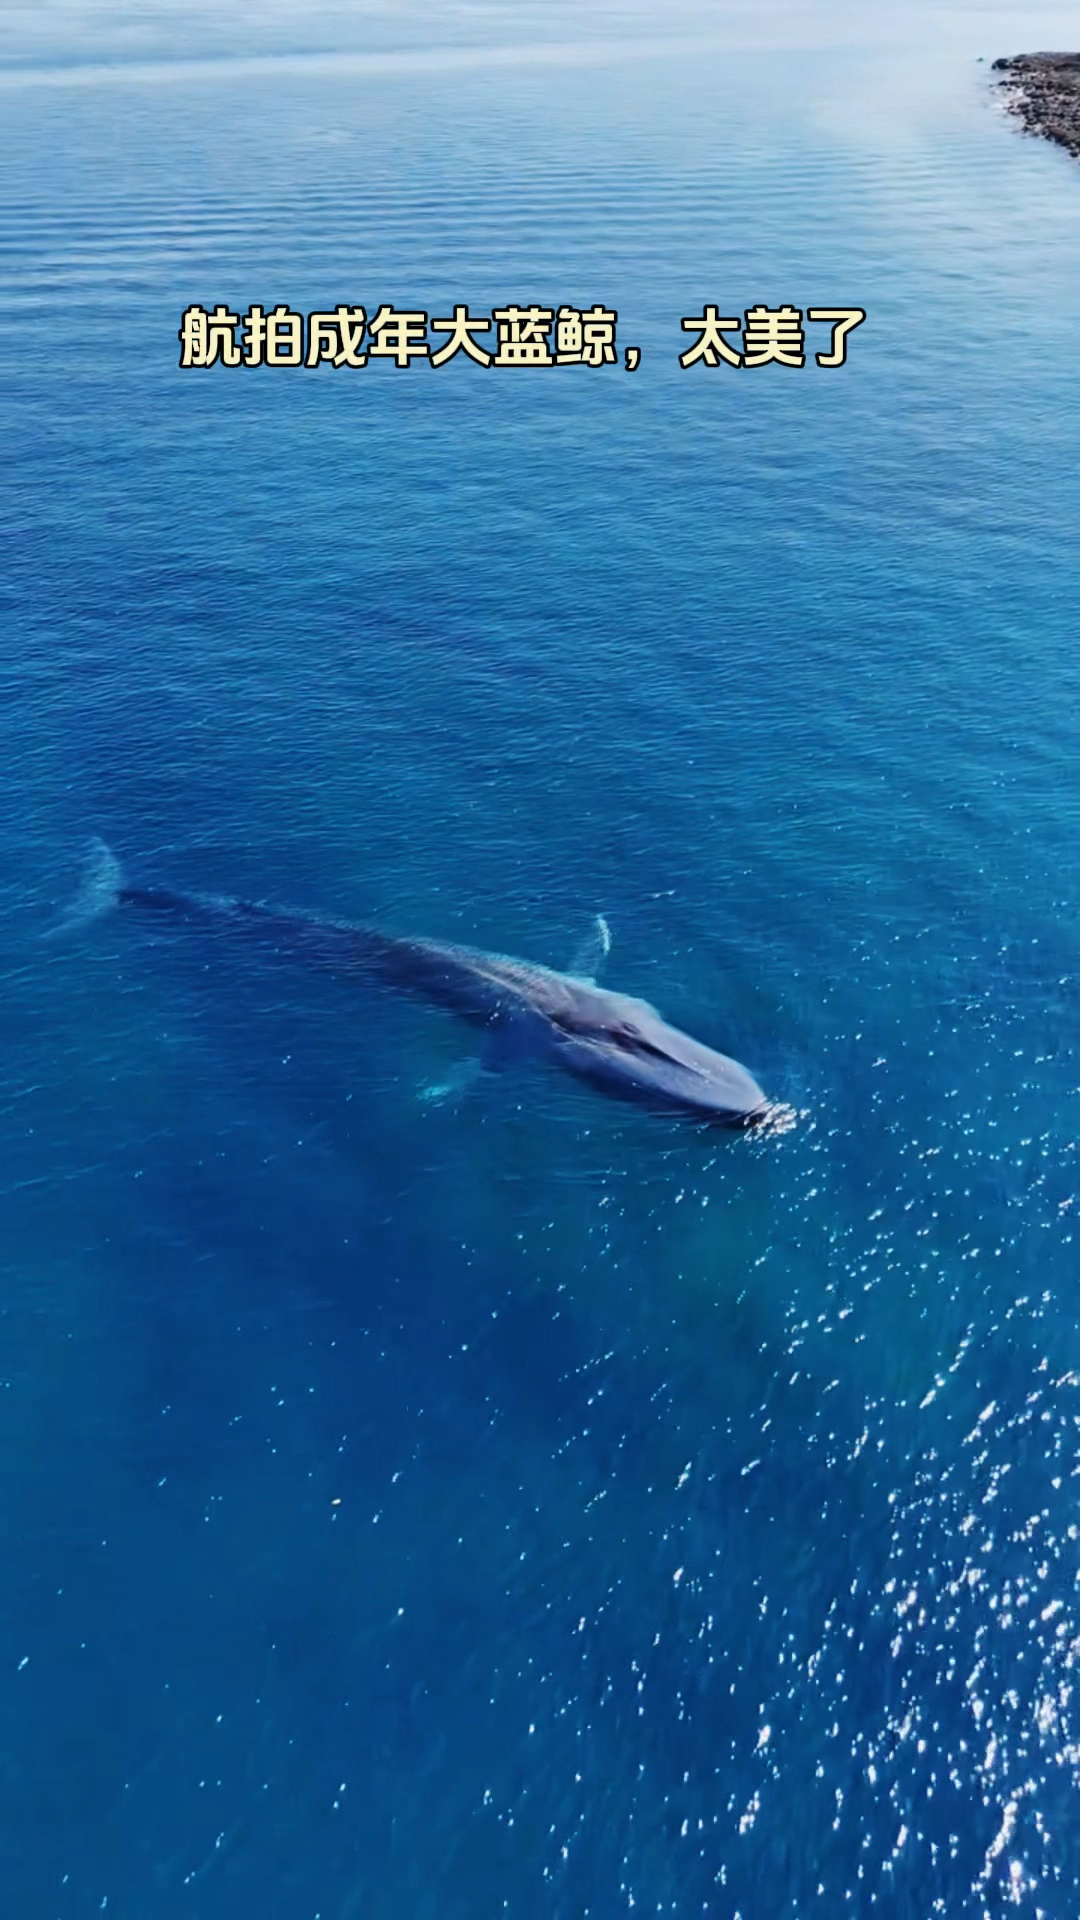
left=417, top=1012, right=524, bottom=1107
left=417, top=1055, right=489, bottom=1107
left=568, top=914, right=611, bottom=984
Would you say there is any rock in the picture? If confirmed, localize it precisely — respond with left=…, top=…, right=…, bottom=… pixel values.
left=993, top=53, right=1080, bottom=160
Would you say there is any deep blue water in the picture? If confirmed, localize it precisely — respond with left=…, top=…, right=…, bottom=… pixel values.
left=3, top=5, right=1080, bottom=1914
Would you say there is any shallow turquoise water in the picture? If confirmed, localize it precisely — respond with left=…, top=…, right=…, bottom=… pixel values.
left=3, top=6, right=1080, bottom=1914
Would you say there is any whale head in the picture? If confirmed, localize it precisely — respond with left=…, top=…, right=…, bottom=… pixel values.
left=544, top=988, right=775, bottom=1126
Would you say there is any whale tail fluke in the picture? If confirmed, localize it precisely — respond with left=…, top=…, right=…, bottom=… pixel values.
left=44, top=838, right=124, bottom=939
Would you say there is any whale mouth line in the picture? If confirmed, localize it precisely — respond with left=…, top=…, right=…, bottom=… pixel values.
left=550, top=1012, right=709, bottom=1077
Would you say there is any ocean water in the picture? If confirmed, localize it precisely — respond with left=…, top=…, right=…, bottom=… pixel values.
left=3, top=3, right=1080, bottom=1914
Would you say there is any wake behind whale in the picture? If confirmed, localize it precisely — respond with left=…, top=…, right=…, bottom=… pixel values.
left=54, top=841, right=788, bottom=1129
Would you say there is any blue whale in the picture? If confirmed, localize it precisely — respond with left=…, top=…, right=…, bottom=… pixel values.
left=60, top=843, right=782, bottom=1128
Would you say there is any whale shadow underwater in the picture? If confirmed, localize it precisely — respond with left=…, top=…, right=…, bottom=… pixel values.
left=54, top=842, right=791, bottom=1131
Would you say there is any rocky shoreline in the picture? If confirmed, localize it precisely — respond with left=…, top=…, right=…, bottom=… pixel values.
left=993, top=52, right=1080, bottom=159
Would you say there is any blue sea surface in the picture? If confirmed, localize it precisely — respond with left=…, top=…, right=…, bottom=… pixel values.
left=3, top=3, right=1080, bottom=1913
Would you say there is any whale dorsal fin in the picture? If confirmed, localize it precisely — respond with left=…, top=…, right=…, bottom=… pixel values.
left=568, top=914, right=611, bottom=984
